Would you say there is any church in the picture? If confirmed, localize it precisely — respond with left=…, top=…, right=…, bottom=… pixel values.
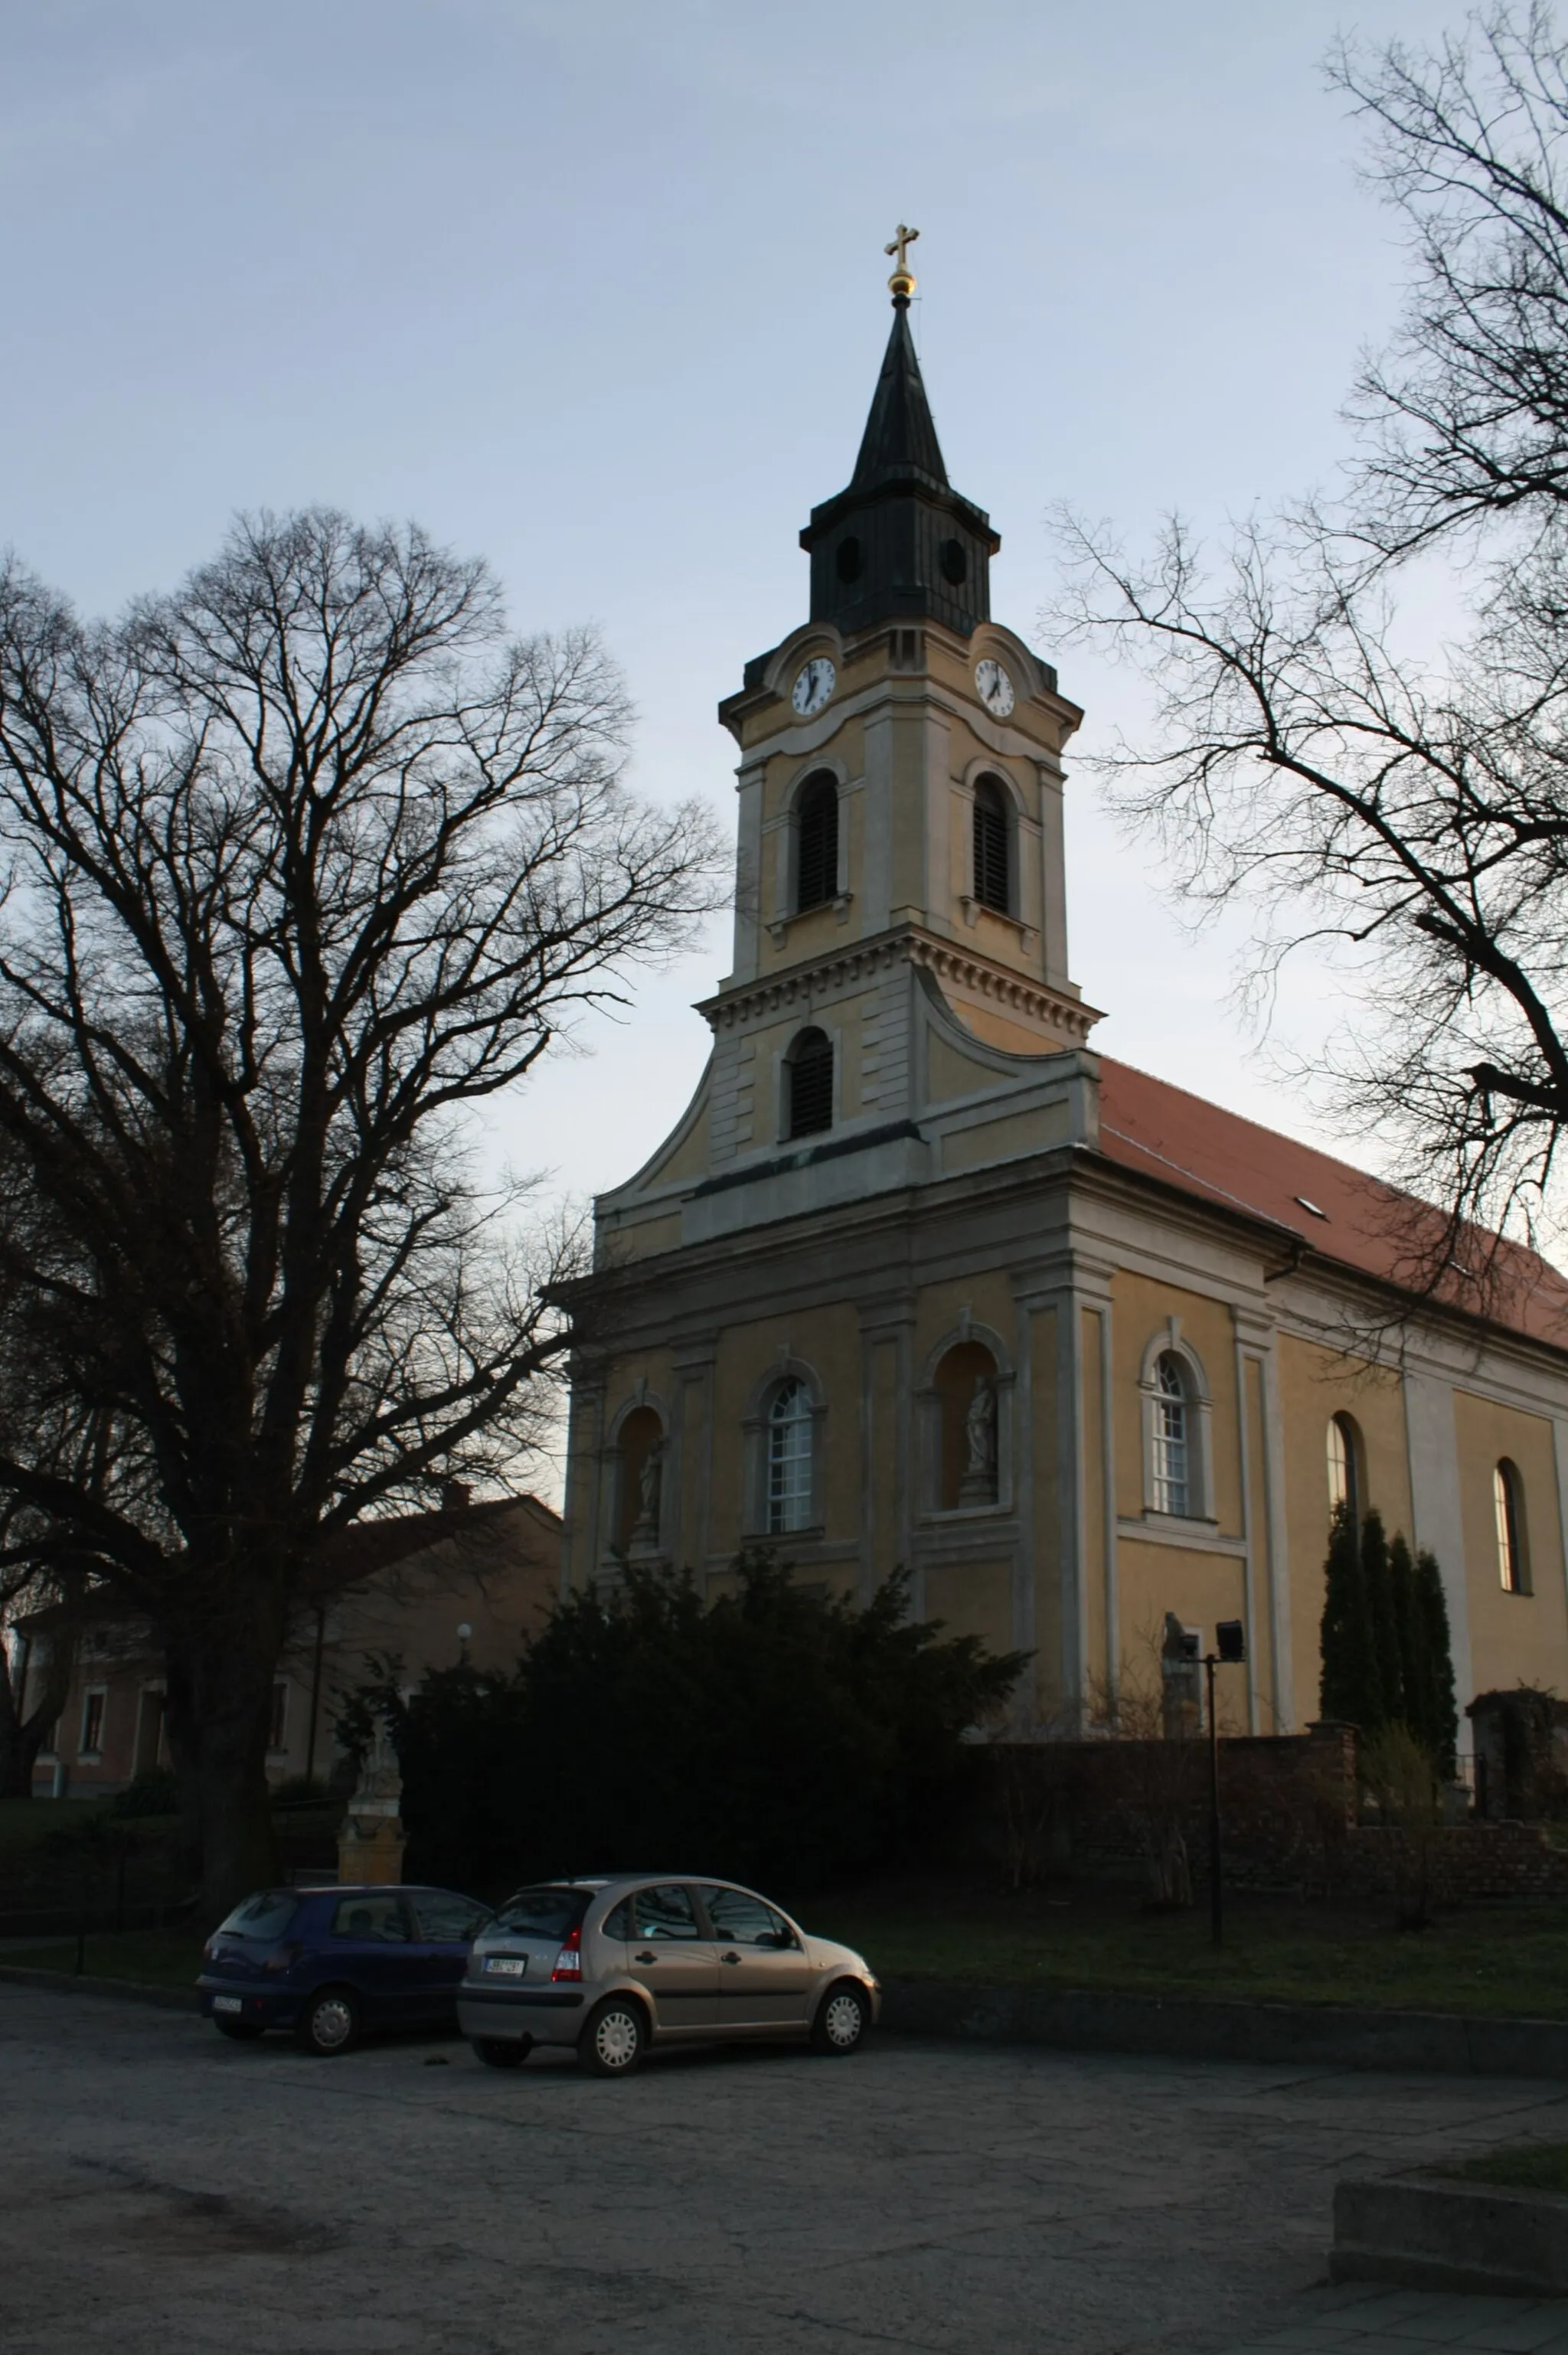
left=560, top=240, right=1568, bottom=1748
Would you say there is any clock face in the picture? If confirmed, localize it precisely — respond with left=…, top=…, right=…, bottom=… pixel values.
left=975, top=658, right=1015, bottom=719
left=791, top=656, right=836, bottom=718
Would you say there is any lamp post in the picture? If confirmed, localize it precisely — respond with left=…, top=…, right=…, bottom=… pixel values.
left=1205, top=1619, right=1247, bottom=1948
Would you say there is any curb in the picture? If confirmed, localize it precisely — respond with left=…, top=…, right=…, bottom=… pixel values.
left=1332, top=2174, right=1568, bottom=2295
left=879, top=1979, right=1568, bottom=2078
left=0, top=1961, right=200, bottom=2012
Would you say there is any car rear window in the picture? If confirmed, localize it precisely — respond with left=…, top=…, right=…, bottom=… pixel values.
left=217, top=1890, right=299, bottom=1942
left=492, top=1886, right=590, bottom=1940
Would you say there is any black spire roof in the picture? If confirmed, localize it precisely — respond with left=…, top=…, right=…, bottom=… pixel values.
left=799, top=292, right=999, bottom=641
left=851, top=299, right=949, bottom=492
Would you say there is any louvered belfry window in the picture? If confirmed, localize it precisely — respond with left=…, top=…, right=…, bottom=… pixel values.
left=972, top=776, right=1010, bottom=912
left=795, top=775, right=838, bottom=912
left=787, top=1027, right=833, bottom=1138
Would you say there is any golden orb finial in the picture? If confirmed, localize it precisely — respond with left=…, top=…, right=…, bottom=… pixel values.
left=884, top=222, right=919, bottom=302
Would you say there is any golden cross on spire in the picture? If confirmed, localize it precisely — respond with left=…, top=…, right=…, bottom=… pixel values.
left=884, top=223, right=919, bottom=299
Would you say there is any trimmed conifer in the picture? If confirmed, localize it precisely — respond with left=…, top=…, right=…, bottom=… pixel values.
left=1361, top=1507, right=1406, bottom=1725
left=1388, top=1529, right=1423, bottom=1736
left=1319, top=1499, right=1381, bottom=1729
left=1413, top=1547, right=1459, bottom=1777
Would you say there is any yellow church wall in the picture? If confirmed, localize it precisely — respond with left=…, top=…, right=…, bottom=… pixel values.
left=1109, top=1273, right=1244, bottom=1532
left=638, top=1096, right=711, bottom=1190
left=914, top=1276, right=1018, bottom=1380
left=1081, top=1305, right=1107, bottom=1688
left=943, top=998, right=1069, bottom=1056
left=1452, top=1390, right=1568, bottom=1699
left=1242, top=1354, right=1279, bottom=1727
left=926, top=1027, right=1010, bottom=1106
left=1028, top=1302, right=1064, bottom=1719
left=1276, top=1335, right=1412, bottom=1733
left=1114, top=1540, right=1250, bottom=1713
left=940, top=1104, right=1070, bottom=1174
left=926, top=1560, right=1013, bottom=1651
left=610, top=1212, right=685, bottom=1263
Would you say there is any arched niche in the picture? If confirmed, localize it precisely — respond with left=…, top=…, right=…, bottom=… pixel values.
left=918, top=1322, right=1014, bottom=1515
left=606, top=1398, right=668, bottom=1557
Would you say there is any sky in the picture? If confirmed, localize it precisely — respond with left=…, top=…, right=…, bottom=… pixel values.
left=0, top=0, right=1459, bottom=1214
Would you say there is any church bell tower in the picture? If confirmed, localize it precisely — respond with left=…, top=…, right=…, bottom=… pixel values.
left=596, top=233, right=1102, bottom=1259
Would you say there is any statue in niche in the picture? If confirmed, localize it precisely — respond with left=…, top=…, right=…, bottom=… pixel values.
left=632, top=1438, right=664, bottom=1547
left=958, top=1376, right=998, bottom=1505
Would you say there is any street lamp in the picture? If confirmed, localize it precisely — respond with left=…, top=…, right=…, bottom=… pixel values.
left=1205, top=1619, right=1246, bottom=1948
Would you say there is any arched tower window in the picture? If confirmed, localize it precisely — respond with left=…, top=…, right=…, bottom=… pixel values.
left=1327, top=1412, right=1364, bottom=1525
left=1494, top=1458, right=1530, bottom=1594
left=795, top=773, right=839, bottom=913
left=972, top=775, right=1011, bottom=913
left=786, top=1027, right=833, bottom=1138
left=1151, top=1354, right=1191, bottom=1517
left=933, top=1341, right=1000, bottom=1510
left=767, top=1380, right=815, bottom=1534
left=614, top=1405, right=665, bottom=1553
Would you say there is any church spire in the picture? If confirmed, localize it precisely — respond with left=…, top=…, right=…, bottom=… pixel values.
left=799, top=236, right=1000, bottom=642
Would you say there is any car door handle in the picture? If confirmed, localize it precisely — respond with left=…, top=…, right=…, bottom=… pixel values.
left=635, top=1950, right=657, bottom=1963
left=720, top=1951, right=742, bottom=1965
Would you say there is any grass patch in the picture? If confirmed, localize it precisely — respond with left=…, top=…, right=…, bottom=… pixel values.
left=1445, top=2141, right=1568, bottom=2195
left=2, top=1931, right=207, bottom=1991
left=809, top=1876, right=1568, bottom=2019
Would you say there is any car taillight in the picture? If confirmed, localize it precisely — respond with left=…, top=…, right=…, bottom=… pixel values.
left=550, top=1928, right=582, bottom=1981
left=263, top=1941, right=304, bottom=1974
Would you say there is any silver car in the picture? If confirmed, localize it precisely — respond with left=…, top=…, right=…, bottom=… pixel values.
left=456, top=1874, right=880, bottom=2077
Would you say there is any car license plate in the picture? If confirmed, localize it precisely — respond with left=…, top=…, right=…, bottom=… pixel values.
left=483, top=1956, right=527, bottom=1978
left=212, top=1995, right=243, bottom=2014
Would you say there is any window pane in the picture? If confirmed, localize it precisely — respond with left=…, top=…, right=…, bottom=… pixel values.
left=410, top=1890, right=491, bottom=1942
left=1152, top=1356, right=1189, bottom=1516
left=217, top=1890, right=299, bottom=1942
left=332, top=1895, right=410, bottom=1942
left=1327, top=1419, right=1348, bottom=1511
left=768, top=1380, right=814, bottom=1534
left=492, top=1887, right=590, bottom=1941
left=631, top=1884, right=701, bottom=1940
left=1494, top=1462, right=1525, bottom=1593
left=697, top=1886, right=795, bottom=1946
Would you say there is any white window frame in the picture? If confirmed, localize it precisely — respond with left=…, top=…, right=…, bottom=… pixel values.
left=1138, top=1323, right=1216, bottom=1524
left=742, top=1359, right=826, bottom=1539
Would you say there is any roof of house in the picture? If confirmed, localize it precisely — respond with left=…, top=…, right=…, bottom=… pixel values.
left=1095, top=1056, right=1568, bottom=1351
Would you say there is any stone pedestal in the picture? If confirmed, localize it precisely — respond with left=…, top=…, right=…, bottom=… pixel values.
left=337, top=1815, right=406, bottom=1885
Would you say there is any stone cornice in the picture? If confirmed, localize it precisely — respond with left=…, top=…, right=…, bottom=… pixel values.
left=697, top=926, right=1104, bottom=1043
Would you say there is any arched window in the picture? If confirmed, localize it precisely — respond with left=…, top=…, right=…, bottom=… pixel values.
left=786, top=1027, right=833, bottom=1138
left=972, top=776, right=1011, bottom=913
left=795, top=773, right=839, bottom=913
left=1494, top=1458, right=1530, bottom=1594
left=614, top=1405, right=664, bottom=1553
left=767, top=1380, right=815, bottom=1534
left=933, top=1341, right=1000, bottom=1510
left=1327, top=1412, right=1364, bottom=1525
left=1152, top=1354, right=1191, bottom=1517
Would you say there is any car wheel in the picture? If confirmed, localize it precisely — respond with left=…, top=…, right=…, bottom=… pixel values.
left=471, top=2037, right=528, bottom=2069
left=214, top=2018, right=266, bottom=2042
left=295, top=1988, right=361, bottom=2056
left=811, top=1981, right=871, bottom=2056
left=578, top=1997, right=647, bottom=2079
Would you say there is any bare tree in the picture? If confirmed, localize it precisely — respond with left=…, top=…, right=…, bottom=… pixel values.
left=1054, top=8, right=1568, bottom=1290
left=0, top=508, right=724, bottom=1911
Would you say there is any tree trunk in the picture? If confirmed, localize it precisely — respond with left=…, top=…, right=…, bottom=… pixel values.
left=162, top=1601, right=286, bottom=1922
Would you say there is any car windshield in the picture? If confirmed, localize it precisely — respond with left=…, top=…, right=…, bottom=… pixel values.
left=491, top=1886, right=590, bottom=1940
left=217, top=1890, right=299, bottom=1942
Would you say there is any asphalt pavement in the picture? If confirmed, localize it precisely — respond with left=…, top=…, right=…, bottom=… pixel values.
left=5, top=1984, right=1568, bottom=2355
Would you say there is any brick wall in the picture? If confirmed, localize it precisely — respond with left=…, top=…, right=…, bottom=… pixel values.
left=978, top=1725, right=1568, bottom=1901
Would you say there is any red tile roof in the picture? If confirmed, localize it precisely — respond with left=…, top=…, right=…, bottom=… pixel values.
left=1095, top=1057, right=1568, bottom=1351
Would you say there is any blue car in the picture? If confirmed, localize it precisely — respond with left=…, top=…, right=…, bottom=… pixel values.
left=198, top=1883, right=492, bottom=2055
